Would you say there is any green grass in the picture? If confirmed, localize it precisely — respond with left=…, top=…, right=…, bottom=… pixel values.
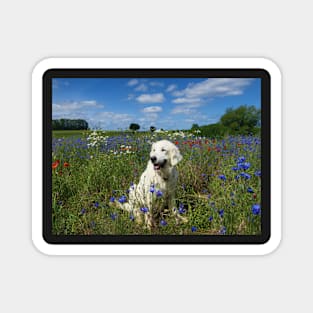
left=53, top=130, right=89, bottom=138
left=52, top=131, right=261, bottom=235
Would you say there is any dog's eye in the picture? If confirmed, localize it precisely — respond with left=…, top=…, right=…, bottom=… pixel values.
left=161, top=148, right=166, bottom=152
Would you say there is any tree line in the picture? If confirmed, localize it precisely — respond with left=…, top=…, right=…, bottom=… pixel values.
left=52, top=119, right=89, bottom=130
left=191, top=105, right=261, bottom=137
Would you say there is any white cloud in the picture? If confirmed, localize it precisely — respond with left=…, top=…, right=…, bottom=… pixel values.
left=52, top=100, right=104, bottom=117
left=185, top=116, right=218, bottom=124
left=171, top=106, right=197, bottom=115
left=172, top=90, right=185, bottom=97
left=136, top=93, right=165, bottom=104
left=134, top=83, right=148, bottom=92
left=173, top=78, right=253, bottom=101
left=138, top=113, right=159, bottom=129
left=172, top=97, right=202, bottom=104
left=90, top=112, right=133, bottom=129
left=141, top=113, right=158, bottom=121
left=171, top=78, right=253, bottom=116
left=171, top=102, right=202, bottom=115
left=142, top=106, right=163, bottom=113
left=127, top=79, right=139, bottom=86
left=52, top=80, right=70, bottom=89
left=166, top=84, right=177, bottom=92
left=96, top=111, right=132, bottom=122
left=149, top=81, right=164, bottom=87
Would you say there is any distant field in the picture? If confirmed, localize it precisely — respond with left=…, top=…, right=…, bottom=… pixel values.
left=53, top=130, right=89, bottom=138
left=52, top=130, right=154, bottom=138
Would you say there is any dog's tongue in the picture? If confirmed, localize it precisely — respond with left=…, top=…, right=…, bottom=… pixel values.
left=154, top=164, right=161, bottom=170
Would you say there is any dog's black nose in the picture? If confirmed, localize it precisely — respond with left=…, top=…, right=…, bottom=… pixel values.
left=150, top=156, right=157, bottom=163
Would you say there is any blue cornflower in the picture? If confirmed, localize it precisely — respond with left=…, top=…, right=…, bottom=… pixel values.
left=140, top=207, right=149, bottom=213
left=90, top=221, right=96, bottom=228
left=232, top=166, right=239, bottom=171
left=219, top=174, right=226, bottom=181
left=110, top=213, right=118, bottom=221
left=178, top=203, right=186, bottom=214
left=94, top=201, right=99, bottom=208
left=238, top=156, right=246, bottom=163
left=247, top=187, right=254, bottom=193
left=240, top=172, right=251, bottom=180
left=242, top=162, right=251, bottom=170
left=235, top=175, right=240, bottom=180
left=218, top=209, right=224, bottom=218
left=191, top=226, right=197, bottom=232
left=178, top=206, right=186, bottom=214
left=150, top=184, right=155, bottom=193
left=255, top=170, right=261, bottom=177
left=118, top=195, right=127, bottom=203
left=219, top=226, right=227, bottom=235
left=156, top=190, right=163, bottom=197
left=129, top=215, right=135, bottom=221
left=130, top=182, right=135, bottom=190
left=109, top=196, right=115, bottom=203
left=208, top=216, right=213, bottom=222
left=252, top=204, right=261, bottom=215
left=80, top=208, right=86, bottom=215
left=160, top=220, right=167, bottom=226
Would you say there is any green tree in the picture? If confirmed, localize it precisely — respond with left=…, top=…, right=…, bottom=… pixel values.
left=150, top=126, right=156, bottom=132
left=220, top=105, right=260, bottom=135
left=129, top=123, right=140, bottom=131
left=199, top=123, right=227, bottom=138
left=191, top=123, right=200, bottom=130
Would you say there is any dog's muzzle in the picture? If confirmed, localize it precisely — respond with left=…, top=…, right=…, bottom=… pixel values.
left=151, top=157, right=167, bottom=170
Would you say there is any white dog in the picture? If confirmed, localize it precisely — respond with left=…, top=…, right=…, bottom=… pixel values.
left=117, top=140, right=183, bottom=228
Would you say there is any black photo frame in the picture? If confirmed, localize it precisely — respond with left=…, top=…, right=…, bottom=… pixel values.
left=43, top=68, right=270, bottom=245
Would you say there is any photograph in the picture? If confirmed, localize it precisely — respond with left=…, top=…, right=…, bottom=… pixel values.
left=51, top=76, right=262, bottom=236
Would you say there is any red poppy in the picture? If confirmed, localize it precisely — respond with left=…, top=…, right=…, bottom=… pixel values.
left=63, top=162, right=70, bottom=167
left=207, top=147, right=211, bottom=152
left=52, top=160, right=60, bottom=169
left=253, top=193, right=257, bottom=199
left=175, top=141, right=179, bottom=145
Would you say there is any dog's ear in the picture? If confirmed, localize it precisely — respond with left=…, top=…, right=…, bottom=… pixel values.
left=170, top=145, right=183, bottom=166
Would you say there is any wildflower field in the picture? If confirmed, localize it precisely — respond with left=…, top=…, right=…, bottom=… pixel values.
left=52, top=130, right=261, bottom=235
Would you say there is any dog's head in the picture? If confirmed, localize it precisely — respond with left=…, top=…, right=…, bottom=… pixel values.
left=150, top=140, right=183, bottom=170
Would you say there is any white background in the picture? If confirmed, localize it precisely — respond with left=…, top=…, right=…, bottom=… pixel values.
left=0, top=0, right=310, bottom=312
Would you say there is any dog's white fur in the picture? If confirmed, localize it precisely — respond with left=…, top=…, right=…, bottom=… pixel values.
left=119, top=140, right=183, bottom=228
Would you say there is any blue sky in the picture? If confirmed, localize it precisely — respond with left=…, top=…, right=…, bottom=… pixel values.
left=52, top=77, right=261, bottom=130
